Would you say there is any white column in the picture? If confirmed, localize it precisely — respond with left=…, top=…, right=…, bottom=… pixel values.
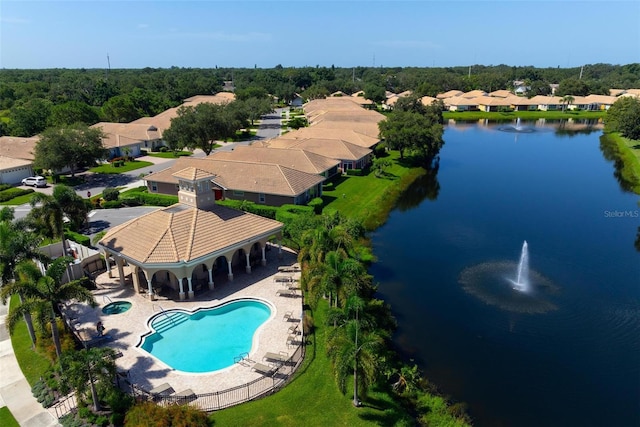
left=208, top=268, right=214, bottom=290
left=105, top=252, right=113, bottom=278
left=116, top=258, right=125, bottom=286
left=278, top=240, right=283, bottom=259
left=187, top=277, right=194, bottom=299
left=245, top=252, right=252, bottom=274
left=131, top=267, right=141, bottom=294
left=261, top=246, right=267, bottom=266
left=179, top=278, right=185, bottom=300
left=227, top=259, right=234, bottom=281
left=146, top=277, right=155, bottom=301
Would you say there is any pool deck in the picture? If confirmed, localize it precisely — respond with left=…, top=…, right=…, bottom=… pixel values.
left=61, top=248, right=303, bottom=397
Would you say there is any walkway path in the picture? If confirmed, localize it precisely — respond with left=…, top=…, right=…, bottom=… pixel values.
left=0, top=302, right=60, bottom=426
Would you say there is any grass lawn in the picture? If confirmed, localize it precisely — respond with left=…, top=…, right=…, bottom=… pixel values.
left=212, top=302, right=408, bottom=427
left=443, top=110, right=606, bottom=121
left=89, top=160, right=154, bottom=174
left=0, top=192, right=36, bottom=205
left=9, top=295, right=53, bottom=387
left=50, top=174, right=86, bottom=187
left=322, top=151, right=426, bottom=230
left=146, top=151, right=193, bottom=158
left=0, top=406, right=20, bottom=427
left=605, top=133, right=640, bottom=194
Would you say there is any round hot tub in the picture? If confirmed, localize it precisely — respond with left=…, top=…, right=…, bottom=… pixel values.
left=102, top=301, right=132, bottom=315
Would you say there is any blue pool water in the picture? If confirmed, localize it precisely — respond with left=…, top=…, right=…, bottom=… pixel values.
left=139, top=299, right=271, bottom=373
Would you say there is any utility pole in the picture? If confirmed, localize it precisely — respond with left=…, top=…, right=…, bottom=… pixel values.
left=106, top=53, right=111, bottom=80
left=579, top=65, right=584, bottom=80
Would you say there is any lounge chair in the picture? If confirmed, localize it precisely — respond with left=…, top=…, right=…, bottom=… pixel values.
left=286, top=334, right=298, bottom=348
left=274, top=275, right=293, bottom=283
left=263, top=351, right=288, bottom=363
left=287, top=323, right=299, bottom=334
left=252, top=362, right=275, bottom=375
left=174, top=388, right=196, bottom=404
left=150, top=382, right=174, bottom=396
left=276, top=288, right=296, bottom=297
left=283, top=310, right=294, bottom=321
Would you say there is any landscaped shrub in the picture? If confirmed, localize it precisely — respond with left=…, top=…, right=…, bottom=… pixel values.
left=102, top=187, right=119, bottom=201
left=217, top=199, right=278, bottom=219
left=0, top=187, right=34, bottom=202
left=0, top=183, right=12, bottom=192
left=65, top=230, right=90, bottom=247
left=136, top=193, right=178, bottom=206
left=101, top=200, right=123, bottom=209
left=346, top=168, right=363, bottom=176
left=373, top=142, right=388, bottom=158
left=278, top=204, right=313, bottom=215
left=307, top=197, right=324, bottom=214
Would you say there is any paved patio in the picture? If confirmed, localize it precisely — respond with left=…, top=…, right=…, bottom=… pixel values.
left=61, top=248, right=303, bottom=397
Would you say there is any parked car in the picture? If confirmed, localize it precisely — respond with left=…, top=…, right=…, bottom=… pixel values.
left=21, top=176, right=47, bottom=187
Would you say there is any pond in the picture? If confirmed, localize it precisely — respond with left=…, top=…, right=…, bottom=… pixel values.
left=370, top=122, right=640, bottom=427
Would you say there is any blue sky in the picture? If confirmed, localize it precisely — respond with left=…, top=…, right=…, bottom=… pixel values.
left=1, top=1, right=639, bottom=69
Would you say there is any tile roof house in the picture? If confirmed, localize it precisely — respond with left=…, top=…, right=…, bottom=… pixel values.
left=144, top=157, right=324, bottom=207
left=98, top=167, right=283, bottom=300
left=436, top=90, right=463, bottom=99
left=0, top=136, right=39, bottom=184
left=91, top=122, right=163, bottom=158
left=209, top=145, right=341, bottom=178
left=279, top=126, right=380, bottom=149
left=256, top=137, right=372, bottom=172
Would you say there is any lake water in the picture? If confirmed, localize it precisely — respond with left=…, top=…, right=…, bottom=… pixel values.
left=370, top=122, right=640, bottom=427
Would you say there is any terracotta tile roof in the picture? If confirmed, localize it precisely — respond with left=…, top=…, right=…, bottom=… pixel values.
left=0, top=156, right=32, bottom=169
left=0, top=136, right=39, bottom=160
left=437, top=90, right=463, bottom=99
left=99, top=203, right=282, bottom=264
left=280, top=126, right=379, bottom=148
left=131, top=107, right=179, bottom=136
left=583, top=94, right=617, bottom=104
left=145, top=157, right=324, bottom=196
left=489, top=89, right=513, bottom=98
left=209, top=146, right=339, bottom=175
left=420, top=96, right=438, bottom=106
left=183, top=93, right=236, bottom=106
left=172, top=167, right=215, bottom=181
left=261, top=138, right=371, bottom=161
left=462, top=90, right=488, bottom=99
left=91, top=122, right=161, bottom=149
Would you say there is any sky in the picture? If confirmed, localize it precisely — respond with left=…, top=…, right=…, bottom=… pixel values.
left=1, top=0, right=639, bottom=69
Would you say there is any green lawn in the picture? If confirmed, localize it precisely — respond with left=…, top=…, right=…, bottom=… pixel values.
left=0, top=192, right=35, bottom=205
left=9, top=295, right=53, bottom=387
left=0, top=406, right=20, bottom=427
left=89, top=160, right=154, bottom=174
left=443, top=110, right=606, bottom=121
left=322, top=152, right=426, bottom=230
left=212, top=302, right=408, bottom=427
left=605, top=133, right=640, bottom=194
left=146, top=151, right=193, bottom=158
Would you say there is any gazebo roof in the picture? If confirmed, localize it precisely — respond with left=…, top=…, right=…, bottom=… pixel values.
left=99, top=203, right=282, bottom=265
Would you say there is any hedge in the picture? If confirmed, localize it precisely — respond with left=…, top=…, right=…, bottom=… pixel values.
left=307, top=197, right=324, bottom=214
left=345, top=169, right=363, bottom=176
left=279, top=204, right=313, bottom=215
left=0, top=188, right=34, bottom=202
left=0, top=184, right=12, bottom=192
left=65, top=230, right=90, bottom=247
left=217, top=199, right=278, bottom=219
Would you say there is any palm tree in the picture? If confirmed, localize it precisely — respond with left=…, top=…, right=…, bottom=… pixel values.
left=326, top=310, right=385, bottom=406
left=0, top=208, right=50, bottom=345
left=1, top=257, right=97, bottom=359
left=561, top=95, right=575, bottom=112
left=61, top=347, right=117, bottom=411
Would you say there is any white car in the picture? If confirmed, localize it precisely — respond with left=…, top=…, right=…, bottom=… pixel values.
left=21, top=176, right=47, bottom=188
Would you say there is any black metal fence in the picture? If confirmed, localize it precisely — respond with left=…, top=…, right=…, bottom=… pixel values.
left=130, top=342, right=305, bottom=412
left=52, top=392, right=77, bottom=418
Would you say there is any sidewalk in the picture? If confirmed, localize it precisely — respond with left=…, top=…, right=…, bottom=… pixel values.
left=0, top=302, right=60, bottom=426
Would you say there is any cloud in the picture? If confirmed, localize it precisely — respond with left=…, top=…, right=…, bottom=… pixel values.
left=372, top=40, right=441, bottom=50
left=1, top=17, right=29, bottom=24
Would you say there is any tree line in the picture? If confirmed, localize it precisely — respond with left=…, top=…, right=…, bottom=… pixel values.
left=2, top=63, right=639, bottom=137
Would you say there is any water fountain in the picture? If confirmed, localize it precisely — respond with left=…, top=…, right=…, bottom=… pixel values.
left=458, top=241, right=557, bottom=313
left=499, top=117, right=536, bottom=133
left=511, top=240, right=529, bottom=292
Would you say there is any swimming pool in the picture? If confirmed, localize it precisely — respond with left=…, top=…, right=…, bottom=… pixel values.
left=138, top=299, right=272, bottom=373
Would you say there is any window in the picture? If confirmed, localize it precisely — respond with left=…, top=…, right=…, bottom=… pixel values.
left=259, top=193, right=265, bottom=203
left=151, top=182, right=157, bottom=192
left=233, top=190, right=244, bottom=197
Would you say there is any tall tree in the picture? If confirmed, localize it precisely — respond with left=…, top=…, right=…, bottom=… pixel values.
left=605, top=96, right=640, bottom=140
left=1, top=258, right=97, bottom=358
left=163, top=102, right=240, bottom=155
left=48, top=101, right=100, bottom=127
left=33, top=124, right=107, bottom=176
left=0, top=208, right=50, bottom=345
left=101, top=94, right=140, bottom=123
left=61, top=347, right=117, bottom=411
left=8, top=98, right=52, bottom=136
